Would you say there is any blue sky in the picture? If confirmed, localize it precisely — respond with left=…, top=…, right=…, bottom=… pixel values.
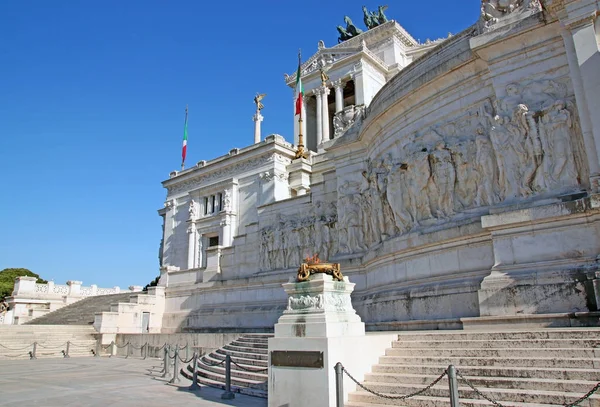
left=0, top=1, right=480, bottom=288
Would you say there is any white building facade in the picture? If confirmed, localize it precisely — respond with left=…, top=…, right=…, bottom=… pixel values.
left=158, top=0, right=600, bottom=333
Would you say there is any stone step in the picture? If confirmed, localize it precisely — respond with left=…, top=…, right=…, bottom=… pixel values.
left=385, top=347, right=598, bottom=358
left=192, top=362, right=268, bottom=389
left=215, top=347, right=268, bottom=361
left=378, top=355, right=600, bottom=369
left=26, top=293, right=133, bottom=325
left=181, top=367, right=268, bottom=398
left=363, top=372, right=599, bottom=393
left=208, top=352, right=268, bottom=367
left=345, top=398, right=564, bottom=407
left=196, top=358, right=268, bottom=382
left=241, top=334, right=274, bottom=339
left=230, top=340, right=268, bottom=349
left=222, top=344, right=268, bottom=354
left=371, top=364, right=600, bottom=381
left=236, top=337, right=270, bottom=345
left=351, top=382, right=600, bottom=405
left=395, top=328, right=600, bottom=341
left=392, top=339, right=600, bottom=349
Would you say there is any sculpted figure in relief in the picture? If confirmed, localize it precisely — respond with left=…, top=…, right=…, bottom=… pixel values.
left=285, top=222, right=301, bottom=268
left=475, top=128, right=499, bottom=206
left=222, top=189, right=232, bottom=212
left=542, top=100, right=578, bottom=187
left=450, top=138, right=478, bottom=210
left=271, top=224, right=285, bottom=270
left=429, top=142, right=456, bottom=218
left=404, top=142, right=434, bottom=224
left=188, top=200, right=198, bottom=220
left=361, top=171, right=384, bottom=246
left=387, top=161, right=413, bottom=233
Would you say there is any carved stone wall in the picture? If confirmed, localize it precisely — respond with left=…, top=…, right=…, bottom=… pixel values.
left=258, top=201, right=338, bottom=271
left=334, top=78, right=585, bottom=255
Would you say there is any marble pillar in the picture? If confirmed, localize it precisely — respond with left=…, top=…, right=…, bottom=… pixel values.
left=315, top=89, right=323, bottom=147
left=253, top=112, right=263, bottom=144
left=333, top=80, right=344, bottom=113
left=187, top=227, right=196, bottom=269
left=321, top=86, right=330, bottom=142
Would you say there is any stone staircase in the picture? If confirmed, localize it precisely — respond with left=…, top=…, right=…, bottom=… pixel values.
left=26, top=293, right=133, bottom=325
left=346, top=329, right=600, bottom=407
left=182, top=333, right=272, bottom=398
left=0, top=325, right=97, bottom=359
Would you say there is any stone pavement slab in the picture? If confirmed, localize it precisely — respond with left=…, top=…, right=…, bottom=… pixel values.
left=0, top=356, right=268, bottom=407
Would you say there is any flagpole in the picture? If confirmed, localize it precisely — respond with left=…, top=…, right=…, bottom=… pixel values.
left=181, top=105, right=188, bottom=171
left=295, top=49, right=308, bottom=159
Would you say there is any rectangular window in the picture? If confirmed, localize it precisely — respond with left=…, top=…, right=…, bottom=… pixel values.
left=211, top=195, right=216, bottom=213
left=209, top=236, right=219, bottom=247
left=203, top=197, right=208, bottom=215
left=218, top=193, right=223, bottom=212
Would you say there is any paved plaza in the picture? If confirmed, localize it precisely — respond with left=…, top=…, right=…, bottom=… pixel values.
left=0, top=357, right=268, bottom=407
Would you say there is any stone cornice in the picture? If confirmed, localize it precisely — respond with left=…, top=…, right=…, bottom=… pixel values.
left=284, top=21, right=418, bottom=85
left=163, top=138, right=295, bottom=195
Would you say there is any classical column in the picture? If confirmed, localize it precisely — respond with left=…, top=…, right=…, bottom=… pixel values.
left=314, top=89, right=323, bottom=147
left=351, top=62, right=365, bottom=106
left=253, top=112, right=263, bottom=144
left=187, top=227, right=196, bottom=269
left=333, top=79, right=344, bottom=113
left=321, top=86, right=330, bottom=142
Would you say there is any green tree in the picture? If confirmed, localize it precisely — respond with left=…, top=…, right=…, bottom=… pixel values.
left=0, top=268, right=48, bottom=299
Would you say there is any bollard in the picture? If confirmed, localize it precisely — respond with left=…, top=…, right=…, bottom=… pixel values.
left=185, top=343, right=190, bottom=361
left=169, top=347, right=180, bottom=384
left=109, top=341, right=115, bottom=358
left=189, top=352, right=201, bottom=391
left=64, top=341, right=71, bottom=358
left=221, top=355, right=235, bottom=399
left=448, top=365, right=460, bottom=407
left=334, top=362, right=344, bottom=407
left=94, top=340, right=100, bottom=357
left=125, top=342, right=130, bottom=359
left=142, top=343, right=147, bottom=360
left=30, top=342, right=37, bottom=360
left=162, top=346, right=170, bottom=378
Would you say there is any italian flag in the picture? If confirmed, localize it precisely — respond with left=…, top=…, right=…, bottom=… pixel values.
left=295, top=53, right=303, bottom=117
left=182, top=106, right=188, bottom=167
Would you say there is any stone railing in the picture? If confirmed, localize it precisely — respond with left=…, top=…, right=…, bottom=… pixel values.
left=12, top=278, right=134, bottom=299
left=52, top=284, right=69, bottom=295
left=97, top=287, right=119, bottom=295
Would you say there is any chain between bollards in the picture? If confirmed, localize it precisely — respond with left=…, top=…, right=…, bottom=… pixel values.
left=221, top=355, right=235, bottom=399
left=189, top=352, right=201, bottom=391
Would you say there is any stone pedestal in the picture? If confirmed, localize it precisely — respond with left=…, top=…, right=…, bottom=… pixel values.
left=268, top=273, right=366, bottom=407
left=478, top=197, right=600, bottom=318
left=287, top=157, right=312, bottom=196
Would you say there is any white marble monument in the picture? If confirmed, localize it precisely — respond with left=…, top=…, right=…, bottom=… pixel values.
left=157, top=1, right=600, bottom=333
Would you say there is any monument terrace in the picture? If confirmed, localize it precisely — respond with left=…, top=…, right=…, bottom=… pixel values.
left=3, top=1, right=600, bottom=406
